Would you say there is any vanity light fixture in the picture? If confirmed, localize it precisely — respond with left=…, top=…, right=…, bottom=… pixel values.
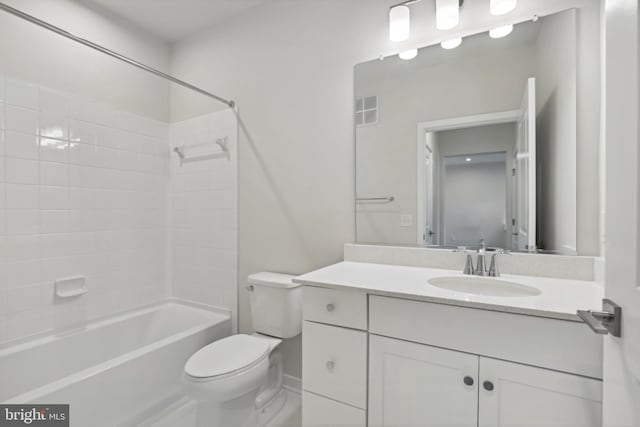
left=465, top=157, right=472, bottom=162
left=441, top=37, right=462, bottom=50
left=389, top=5, right=411, bottom=42
left=399, top=49, right=418, bottom=60
left=436, top=0, right=460, bottom=30
left=489, top=24, right=513, bottom=38
left=490, top=0, right=516, bottom=16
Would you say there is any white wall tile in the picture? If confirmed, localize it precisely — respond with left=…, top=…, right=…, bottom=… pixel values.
left=5, top=106, right=38, bottom=135
left=39, top=138, right=69, bottom=163
left=5, top=158, right=38, bottom=184
left=0, top=78, right=172, bottom=344
left=5, top=131, right=38, bottom=159
left=39, top=88, right=69, bottom=115
left=40, top=187, right=69, bottom=210
left=5, top=184, right=38, bottom=209
left=39, top=112, right=69, bottom=140
left=40, top=162, right=69, bottom=186
left=4, top=210, right=39, bottom=235
left=5, top=79, right=38, bottom=109
left=169, top=110, right=238, bottom=330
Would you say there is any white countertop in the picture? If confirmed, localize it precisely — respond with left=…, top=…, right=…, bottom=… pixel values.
left=294, top=261, right=604, bottom=321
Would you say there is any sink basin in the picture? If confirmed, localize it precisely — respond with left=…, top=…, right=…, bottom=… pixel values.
left=427, top=276, right=542, bottom=297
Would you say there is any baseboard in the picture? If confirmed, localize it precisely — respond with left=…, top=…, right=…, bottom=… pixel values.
left=283, top=374, right=301, bottom=393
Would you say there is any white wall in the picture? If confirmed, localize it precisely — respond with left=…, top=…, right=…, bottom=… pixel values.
left=169, top=109, right=238, bottom=330
left=536, top=10, right=578, bottom=254
left=0, top=0, right=171, bottom=121
left=170, top=0, right=596, bottom=378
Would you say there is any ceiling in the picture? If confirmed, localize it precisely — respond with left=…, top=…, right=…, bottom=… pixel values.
left=83, top=0, right=266, bottom=42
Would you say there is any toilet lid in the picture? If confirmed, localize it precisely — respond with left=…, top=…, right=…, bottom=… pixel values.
left=185, top=334, right=270, bottom=379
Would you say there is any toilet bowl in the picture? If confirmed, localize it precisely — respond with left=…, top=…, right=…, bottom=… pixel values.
left=183, top=272, right=301, bottom=427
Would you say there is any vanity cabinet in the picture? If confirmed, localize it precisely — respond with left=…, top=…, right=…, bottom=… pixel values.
left=301, top=286, right=603, bottom=427
left=369, top=335, right=478, bottom=427
left=369, top=335, right=602, bottom=427
left=301, top=287, right=368, bottom=427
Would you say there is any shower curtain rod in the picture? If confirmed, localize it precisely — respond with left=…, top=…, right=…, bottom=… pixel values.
left=0, top=2, right=235, bottom=108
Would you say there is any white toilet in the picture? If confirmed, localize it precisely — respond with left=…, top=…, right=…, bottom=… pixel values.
left=183, top=272, right=302, bottom=427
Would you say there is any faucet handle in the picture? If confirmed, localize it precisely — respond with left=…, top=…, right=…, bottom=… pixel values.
left=453, top=246, right=468, bottom=253
left=488, top=249, right=511, bottom=277
left=463, top=254, right=475, bottom=275
left=493, top=248, right=511, bottom=255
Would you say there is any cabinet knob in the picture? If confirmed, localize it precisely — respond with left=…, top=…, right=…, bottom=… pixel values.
left=483, top=381, right=494, bottom=391
left=326, top=303, right=335, bottom=312
left=326, top=360, right=335, bottom=371
left=463, top=376, right=474, bottom=386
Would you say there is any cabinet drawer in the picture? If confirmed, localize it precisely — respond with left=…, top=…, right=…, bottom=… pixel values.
left=369, top=295, right=603, bottom=378
left=302, top=321, right=367, bottom=408
left=302, top=391, right=366, bottom=427
left=303, top=286, right=367, bottom=329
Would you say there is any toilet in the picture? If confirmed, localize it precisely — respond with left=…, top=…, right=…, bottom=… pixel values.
left=183, top=272, right=302, bottom=427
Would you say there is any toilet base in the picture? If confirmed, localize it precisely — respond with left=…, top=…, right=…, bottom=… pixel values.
left=256, top=388, right=287, bottom=427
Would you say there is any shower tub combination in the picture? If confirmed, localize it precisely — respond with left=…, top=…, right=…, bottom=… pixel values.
left=0, top=301, right=231, bottom=427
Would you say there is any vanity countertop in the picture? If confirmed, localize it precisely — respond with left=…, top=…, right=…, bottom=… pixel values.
left=293, top=261, right=604, bottom=322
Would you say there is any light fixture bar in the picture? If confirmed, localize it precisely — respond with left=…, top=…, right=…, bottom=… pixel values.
left=490, top=0, right=517, bottom=16
left=389, top=5, right=411, bottom=42
left=436, top=0, right=460, bottom=31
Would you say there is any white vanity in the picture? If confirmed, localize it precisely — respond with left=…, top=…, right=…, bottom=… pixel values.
left=295, top=256, right=604, bottom=427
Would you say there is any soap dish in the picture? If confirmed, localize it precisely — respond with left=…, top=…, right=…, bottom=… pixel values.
left=55, top=276, right=88, bottom=298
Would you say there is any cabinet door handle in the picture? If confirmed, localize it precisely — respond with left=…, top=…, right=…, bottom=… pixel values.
left=463, top=376, right=474, bottom=386
left=326, top=303, right=335, bottom=312
left=483, top=381, right=494, bottom=391
left=326, top=360, right=335, bottom=371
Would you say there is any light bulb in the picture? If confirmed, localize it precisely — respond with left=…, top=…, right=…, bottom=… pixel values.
left=399, top=49, right=418, bottom=60
left=489, top=24, right=513, bottom=39
left=490, top=0, right=516, bottom=16
left=441, top=37, right=462, bottom=50
left=390, top=5, right=410, bottom=42
left=436, top=0, right=460, bottom=30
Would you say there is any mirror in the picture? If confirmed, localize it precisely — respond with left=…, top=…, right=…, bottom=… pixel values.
left=355, top=7, right=601, bottom=255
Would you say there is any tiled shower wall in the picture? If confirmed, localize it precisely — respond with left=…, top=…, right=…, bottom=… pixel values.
left=0, top=76, right=170, bottom=343
left=169, top=110, right=238, bottom=331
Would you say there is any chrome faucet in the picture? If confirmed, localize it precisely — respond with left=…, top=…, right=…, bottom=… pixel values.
left=475, top=239, right=488, bottom=276
left=455, top=240, right=509, bottom=277
left=453, top=246, right=475, bottom=275
left=488, top=248, right=510, bottom=277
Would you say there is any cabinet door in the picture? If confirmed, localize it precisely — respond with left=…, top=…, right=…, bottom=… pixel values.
left=479, top=357, right=602, bottom=427
left=302, top=391, right=366, bottom=427
left=369, top=335, right=479, bottom=427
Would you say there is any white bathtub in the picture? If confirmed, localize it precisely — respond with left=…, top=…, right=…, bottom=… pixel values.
left=0, top=301, right=231, bottom=427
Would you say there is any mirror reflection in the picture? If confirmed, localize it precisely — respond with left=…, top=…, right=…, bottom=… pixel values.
left=355, top=8, right=599, bottom=255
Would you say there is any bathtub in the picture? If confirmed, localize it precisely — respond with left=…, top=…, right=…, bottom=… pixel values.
left=0, top=300, right=231, bottom=427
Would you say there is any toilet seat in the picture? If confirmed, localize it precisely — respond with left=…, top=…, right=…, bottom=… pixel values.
left=185, top=334, right=270, bottom=381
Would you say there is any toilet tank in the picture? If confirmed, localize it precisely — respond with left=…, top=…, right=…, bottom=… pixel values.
left=248, top=272, right=302, bottom=339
